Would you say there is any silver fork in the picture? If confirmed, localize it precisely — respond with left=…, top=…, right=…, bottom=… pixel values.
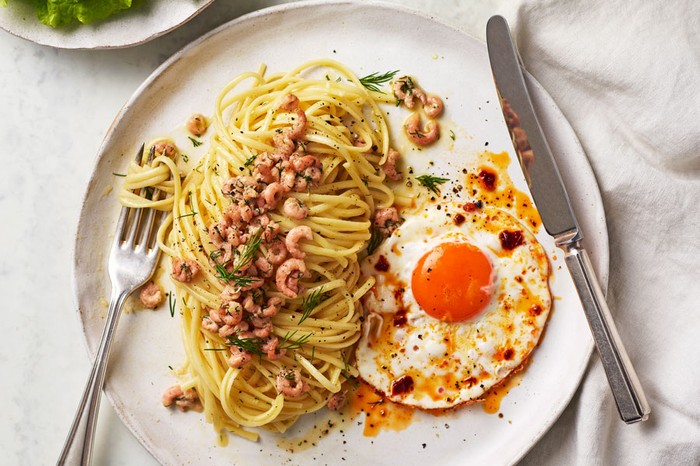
left=58, top=144, right=165, bottom=466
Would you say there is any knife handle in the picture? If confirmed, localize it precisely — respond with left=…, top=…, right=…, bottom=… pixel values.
left=564, top=245, right=651, bottom=423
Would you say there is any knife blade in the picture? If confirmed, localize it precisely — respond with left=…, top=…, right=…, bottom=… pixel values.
left=486, top=15, right=651, bottom=424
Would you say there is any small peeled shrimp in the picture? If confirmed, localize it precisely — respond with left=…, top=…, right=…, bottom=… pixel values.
left=392, top=76, right=420, bottom=108
left=260, top=182, right=286, bottom=209
left=276, top=368, right=309, bottom=398
left=171, top=258, right=199, bottom=283
left=153, top=140, right=177, bottom=158
left=282, top=197, right=308, bottom=220
left=228, top=346, right=252, bottom=368
left=422, top=95, right=444, bottom=118
left=262, top=336, right=284, bottom=360
left=374, top=207, right=400, bottom=234
left=327, top=391, right=348, bottom=411
left=162, top=385, right=184, bottom=408
left=162, top=385, right=201, bottom=412
left=186, top=113, right=208, bottom=136
left=288, top=109, right=307, bottom=140
left=276, top=258, right=307, bottom=298
left=139, top=282, right=163, bottom=309
left=285, top=225, right=312, bottom=259
left=266, top=240, right=288, bottom=265
left=380, top=148, right=402, bottom=181
left=404, top=112, right=440, bottom=146
left=279, top=93, right=299, bottom=111
left=261, top=296, right=284, bottom=318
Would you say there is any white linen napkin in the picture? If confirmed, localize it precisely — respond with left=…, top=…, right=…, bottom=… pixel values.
left=493, top=0, right=700, bottom=464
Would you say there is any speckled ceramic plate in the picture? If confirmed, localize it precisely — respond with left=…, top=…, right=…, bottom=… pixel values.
left=0, top=0, right=213, bottom=49
left=73, top=1, right=608, bottom=465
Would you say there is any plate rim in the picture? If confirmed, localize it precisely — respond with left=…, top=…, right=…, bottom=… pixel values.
left=0, top=0, right=214, bottom=50
left=71, top=1, right=606, bottom=464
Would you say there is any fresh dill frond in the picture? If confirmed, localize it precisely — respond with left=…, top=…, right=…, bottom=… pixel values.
left=279, top=330, right=313, bottom=351
left=359, top=70, right=399, bottom=93
left=226, top=333, right=265, bottom=355
left=176, top=211, right=198, bottom=219
left=188, top=136, right=203, bottom=147
left=366, top=225, right=384, bottom=256
left=112, top=172, right=126, bottom=177
left=168, top=291, right=175, bottom=318
left=243, top=153, right=258, bottom=168
left=415, top=174, right=450, bottom=195
left=299, top=287, right=325, bottom=324
left=212, top=229, right=263, bottom=288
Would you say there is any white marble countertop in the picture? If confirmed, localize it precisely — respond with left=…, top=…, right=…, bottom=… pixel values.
left=0, top=1, right=501, bottom=465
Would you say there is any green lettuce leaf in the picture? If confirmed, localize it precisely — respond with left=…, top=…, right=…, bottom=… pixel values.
left=7, top=0, right=135, bottom=27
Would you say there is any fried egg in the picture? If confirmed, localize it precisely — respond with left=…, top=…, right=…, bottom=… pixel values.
left=356, top=203, right=551, bottom=410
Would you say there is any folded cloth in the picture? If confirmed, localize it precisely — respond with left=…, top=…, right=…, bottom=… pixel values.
left=493, top=0, right=700, bottom=464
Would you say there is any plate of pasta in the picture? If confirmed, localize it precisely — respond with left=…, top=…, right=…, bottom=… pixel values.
left=73, top=1, right=608, bottom=465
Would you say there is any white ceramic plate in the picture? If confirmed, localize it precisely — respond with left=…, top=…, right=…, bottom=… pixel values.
left=0, top=0, right=212, bottom=49
left=73, top=1, right=608, bottom=465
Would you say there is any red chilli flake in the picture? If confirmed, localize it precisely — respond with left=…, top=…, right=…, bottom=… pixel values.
left=499, top=230, right=524, bottom=250
left=462, top=200, right=483, bottom=212
left=529, top=304, right=543, bottom=316
left=374, top=255, right=390, bottom=272
left=478, top=169, right=497, bottom=191
left=453, top=213, right=466, bottom=226
left=393, top=309, right=408, bottom=327
left=391, top=375, right=414, bottom=396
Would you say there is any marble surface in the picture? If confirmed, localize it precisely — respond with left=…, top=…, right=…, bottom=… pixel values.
left=0, top=1, right=503, bottom=465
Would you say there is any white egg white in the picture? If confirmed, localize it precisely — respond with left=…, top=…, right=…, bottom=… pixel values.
left=357, top=203, right=551, bottom=409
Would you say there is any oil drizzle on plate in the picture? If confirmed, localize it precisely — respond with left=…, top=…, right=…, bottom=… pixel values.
left=349, top=380, right=414, bottom=436
left=481, top=370, right=524, bottom=414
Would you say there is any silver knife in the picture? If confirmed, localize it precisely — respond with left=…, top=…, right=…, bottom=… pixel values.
left=486, top=15, right=650, bottom=424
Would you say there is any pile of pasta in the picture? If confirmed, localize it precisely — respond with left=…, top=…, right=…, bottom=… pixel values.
left=119, top=59, right=397, bottom=441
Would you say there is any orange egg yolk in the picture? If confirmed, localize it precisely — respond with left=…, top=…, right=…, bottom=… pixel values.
left=411, top=242, right=494, bottom=322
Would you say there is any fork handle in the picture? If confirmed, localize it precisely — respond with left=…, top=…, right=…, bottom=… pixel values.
left=57, top=288, right=130, bottom=466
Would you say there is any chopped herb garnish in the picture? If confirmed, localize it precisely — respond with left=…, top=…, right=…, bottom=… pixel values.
left=212, top=229, right=263, bottom=288
left=359, top=70, right=399, bottom=93
left=112, top=172, right=126, bottom=177
left=188, top=136, right=203, bottom=147
left=243, top=154, right=258, bottom=168
left=449, top=130, right=456, bottom=141
left=279, top=330, right=313, bottom=351
left=168, top=291, right=175, bottom=318
left=203, top=348, right=228, bottom=351
left=299, top=287, right=325, bottom=324
left=176, top=211, right=198, bottom=219
left=416, top=174, right=450, bottom=195
left=366, top=225, right=384, bottom=256
left=181, top=154, right=190, bottom=163
left=226, top=333, right=265, bottom=355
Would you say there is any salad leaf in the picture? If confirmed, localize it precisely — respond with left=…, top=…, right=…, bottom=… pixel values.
left=5, top=0, right=136, bottom=28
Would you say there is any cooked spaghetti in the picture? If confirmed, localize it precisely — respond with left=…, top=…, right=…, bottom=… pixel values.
left=119, top=59, right=400, bottom=441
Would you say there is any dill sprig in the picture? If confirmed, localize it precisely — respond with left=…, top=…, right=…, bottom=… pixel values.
left=212, top=229, right=263, bottom=288
left=366, top=225, right=384, bottom=256
left=359, top=70, right=399, bottom=93
left=416, top=174, right=450, bottom=195
left=299, top=287, right=325, bottom=324
left=188, top=136, right=203, bottom=147
left=243, top=153, right=258, bottom=168
left=226, top=333, right=265, bottom=356
left=279, top=330, right=313, bottom=351
left=168, top=291, right=176, bottom=318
